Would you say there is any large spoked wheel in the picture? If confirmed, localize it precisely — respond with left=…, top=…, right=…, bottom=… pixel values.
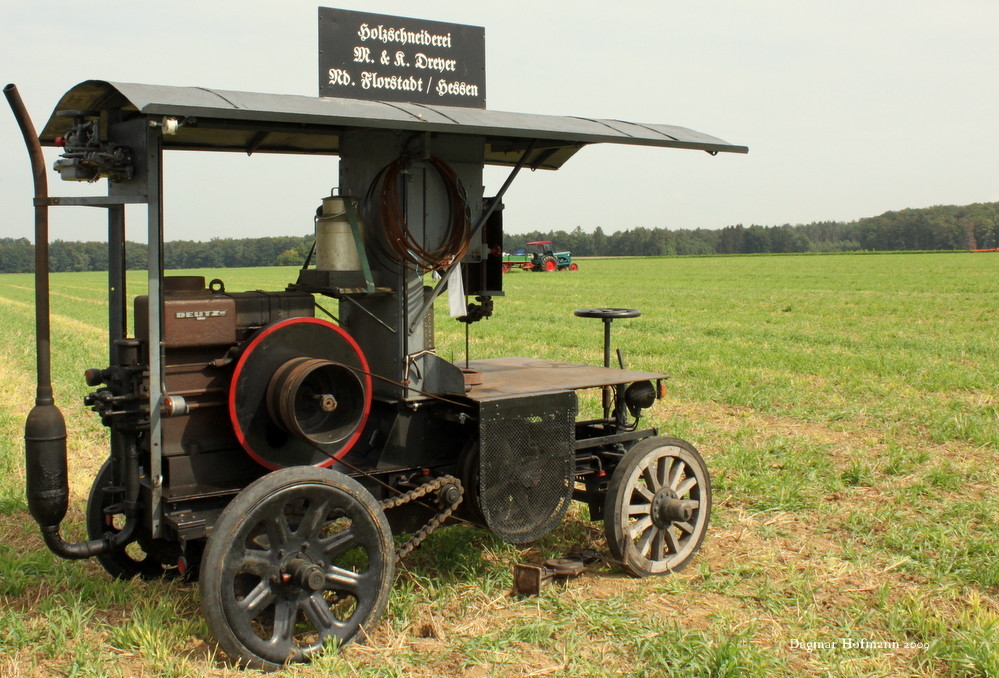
left=86, top=458, right=174, bottom=580
left=604, top=437, right=711, bottom=577
left=201, top=466, right=394, bottom=671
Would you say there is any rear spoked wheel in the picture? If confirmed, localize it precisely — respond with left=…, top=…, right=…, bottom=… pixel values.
left=604, top=436, right=711, bottom=577
left=86, top=458, right=176, bottom=580
left=201, top=466, right=394, bottom=670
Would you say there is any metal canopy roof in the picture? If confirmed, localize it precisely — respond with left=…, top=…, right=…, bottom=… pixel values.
left=38, top=80, right=747, bottom=170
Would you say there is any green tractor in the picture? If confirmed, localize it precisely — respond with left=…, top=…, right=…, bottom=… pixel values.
left=503, top=240, right=578, bottom=272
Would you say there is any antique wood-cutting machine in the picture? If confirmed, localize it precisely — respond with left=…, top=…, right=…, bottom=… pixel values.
left=5, top=12, right=745, bottom=669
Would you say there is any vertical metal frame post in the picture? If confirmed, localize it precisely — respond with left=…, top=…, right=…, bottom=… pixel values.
left=107, top=205, right=126, bottom=358
left=107, top=204, right=127, bottom=487
left=145, top=123, right=165, bottom=536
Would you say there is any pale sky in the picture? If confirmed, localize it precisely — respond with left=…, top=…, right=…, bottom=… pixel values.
left=2, top=1, right=997, bottom=242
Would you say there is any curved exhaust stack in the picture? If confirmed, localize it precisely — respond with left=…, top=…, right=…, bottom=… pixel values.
left=4, top=83, right=132, bottom=559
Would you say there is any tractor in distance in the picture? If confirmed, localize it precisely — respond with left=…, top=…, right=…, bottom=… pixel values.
left=502, top=241, right=578, bottom=273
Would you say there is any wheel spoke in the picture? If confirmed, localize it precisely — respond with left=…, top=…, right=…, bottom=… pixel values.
left=656, top=456, right=671, bottom=488
left=651, top=529, right=665, bottom=561
left=297, top=498, right=331, bottom=537
left=627, top=501, right=651, bottom=517
left=270, top=598, right=297, bottom=645
left=304, top=592, right=342, bottom=633
left=239, top=579, right=275, bottom=616
left=668, top=459, right=685, bottom=491
left=676, top=476, right=697, bottom=497
left=674, top=520, right=695, bottom=536
left=325, top=565, right=364, bottom=595
left=632, top=483, right=655, bottom=504
left=264, top=512, right=293, bottom=550
left=642, top=465, right=659, bottom=491
left=322, top=526, right=360, bottom=559
left=240, top=550, right=276, bottom=578
left=663, top=526, right=681, bottom=555
left=630, top=516, right=654, bottom=543
left=637, top=523, right=656, bottom=556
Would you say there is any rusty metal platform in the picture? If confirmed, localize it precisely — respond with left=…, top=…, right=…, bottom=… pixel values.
left=459, top=357, right=666, bottom=402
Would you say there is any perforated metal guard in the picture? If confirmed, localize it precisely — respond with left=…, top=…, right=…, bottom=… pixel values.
left=478, top=392, right=576, bottom=543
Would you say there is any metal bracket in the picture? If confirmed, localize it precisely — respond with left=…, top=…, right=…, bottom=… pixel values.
left=343, top=197, right=376, bottom=294
left=514, top=558, right=587, bottom=596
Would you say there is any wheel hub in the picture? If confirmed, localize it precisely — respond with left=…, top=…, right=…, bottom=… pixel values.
left=285, top=557, right=326, bottom=592
left=651, top=487, right=692, bottom=529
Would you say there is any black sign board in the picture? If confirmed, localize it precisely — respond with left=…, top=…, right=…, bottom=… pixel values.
left=318, top=8, right=486, bottom=108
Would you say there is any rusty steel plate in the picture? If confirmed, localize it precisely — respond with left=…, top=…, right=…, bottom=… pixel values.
left=459, top=357, right=667, bottom=401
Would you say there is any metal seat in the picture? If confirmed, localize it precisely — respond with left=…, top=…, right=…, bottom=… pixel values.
left=574, top=308, right=642, bottom=420
left=573, top=308, right=641, bottom=320
left=573, top=308, right=641, bottom=368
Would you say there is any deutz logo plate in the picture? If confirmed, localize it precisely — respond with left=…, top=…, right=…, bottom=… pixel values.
left=175, top=310, right=228, bottom=321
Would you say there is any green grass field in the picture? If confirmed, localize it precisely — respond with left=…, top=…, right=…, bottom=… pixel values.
left=1, top=252, right=996, bottom=677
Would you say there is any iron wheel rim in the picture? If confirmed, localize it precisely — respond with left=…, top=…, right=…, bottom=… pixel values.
left=606, top=438, right=711, bottom=576
left=204, top=469, right=393, bottom=668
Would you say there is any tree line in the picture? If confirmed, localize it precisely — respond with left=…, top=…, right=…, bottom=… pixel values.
left=0, top=236, right=312, bottom=274
left=505, top=202, right=999, bottom=257
left=2, top=202, right=997, bottom=274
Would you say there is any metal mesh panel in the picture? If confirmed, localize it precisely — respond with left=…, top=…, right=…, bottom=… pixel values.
left=478, top=392, right=576, bottom=543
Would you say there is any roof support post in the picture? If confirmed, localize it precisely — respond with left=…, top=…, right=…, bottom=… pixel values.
left=145, top=121, right=165, bottom=537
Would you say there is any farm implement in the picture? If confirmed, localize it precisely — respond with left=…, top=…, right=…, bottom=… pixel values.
left=5, top=11, right=745, bottom=670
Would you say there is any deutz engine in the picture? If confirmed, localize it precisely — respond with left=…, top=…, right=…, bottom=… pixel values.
left=83, top=277, right=320, bottom=563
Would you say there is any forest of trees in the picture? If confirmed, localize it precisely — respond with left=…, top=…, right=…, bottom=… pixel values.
left=2, top=202, right=997, bottom=273
left=505, top=202, right=999, bottom=257
left=0, top=236, right=312, bottom=274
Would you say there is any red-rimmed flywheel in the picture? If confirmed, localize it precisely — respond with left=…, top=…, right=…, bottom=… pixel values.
left=228, top=317, right=372, bottom=470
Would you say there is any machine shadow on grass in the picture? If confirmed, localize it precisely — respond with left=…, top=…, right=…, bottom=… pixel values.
left=397, top=506, right=609, bottom=586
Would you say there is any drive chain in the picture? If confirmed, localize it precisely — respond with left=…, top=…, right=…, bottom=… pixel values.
left=380, top=474, right=463, bottom=562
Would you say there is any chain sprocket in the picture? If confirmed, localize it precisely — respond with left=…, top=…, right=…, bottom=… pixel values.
left=379, top=475, right=463, bottom=561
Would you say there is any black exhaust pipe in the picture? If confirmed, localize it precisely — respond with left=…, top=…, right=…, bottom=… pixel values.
left=5, top=83, right=133, bottom=559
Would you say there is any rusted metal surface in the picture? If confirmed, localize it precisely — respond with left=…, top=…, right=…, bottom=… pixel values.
left=513, top=557, right=588, bottom=596
left=460, top=357, right=667, bottom=401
